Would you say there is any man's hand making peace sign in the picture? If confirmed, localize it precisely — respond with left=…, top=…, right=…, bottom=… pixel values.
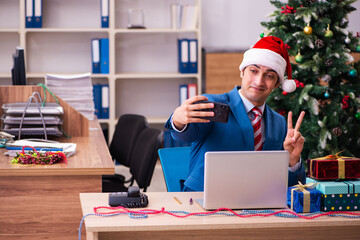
left=284, top=111, right=306, bottom=167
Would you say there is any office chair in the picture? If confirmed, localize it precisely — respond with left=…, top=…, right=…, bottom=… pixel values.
left=158, top=147, right=191, bottom=192
left=109, top=114, right=148, bottom=167
left=102, top=114, right=148, bottom=190
left=129, top=127, right=163, bottom=192
left=103, top=127, right=163, bottom=192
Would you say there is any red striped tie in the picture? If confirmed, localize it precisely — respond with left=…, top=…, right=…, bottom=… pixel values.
left=251, top=107, right=263, bottom=151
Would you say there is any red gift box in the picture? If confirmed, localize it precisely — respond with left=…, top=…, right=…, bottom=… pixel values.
left=307, top=152, right=360, bottom=180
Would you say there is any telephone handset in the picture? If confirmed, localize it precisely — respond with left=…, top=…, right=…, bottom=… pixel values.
left=108, top=186, right=149, bottom=208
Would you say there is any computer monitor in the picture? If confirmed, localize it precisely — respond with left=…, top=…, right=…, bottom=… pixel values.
left=11, top=47, right=27, bottom=85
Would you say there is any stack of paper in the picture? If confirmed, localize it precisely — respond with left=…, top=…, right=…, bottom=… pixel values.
left=45, top=73, right=95, bottom=120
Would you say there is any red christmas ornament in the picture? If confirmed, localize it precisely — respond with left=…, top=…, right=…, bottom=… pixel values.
left=341, top=95, right=350, bottom=109
left=282, top=91, right=288, bottom=96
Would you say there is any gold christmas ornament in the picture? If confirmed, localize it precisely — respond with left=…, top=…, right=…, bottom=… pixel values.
left=304, top=25, right=313, bottom=35
left=324, top=24, right=333, bottom=38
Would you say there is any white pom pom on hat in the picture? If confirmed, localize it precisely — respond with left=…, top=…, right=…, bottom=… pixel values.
left=281, top=78, right=296, bottom=93
left=239, top=36, right=296, bottom=93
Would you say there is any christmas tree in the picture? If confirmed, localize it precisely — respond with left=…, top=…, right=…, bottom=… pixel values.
left=261, top=0, right=360, bottom=160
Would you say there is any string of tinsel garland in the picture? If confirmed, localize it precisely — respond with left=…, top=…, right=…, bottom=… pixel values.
left=93, top=205, right=360, bottom=219
left=78, top=206, right=360, bottom=240
left=11, top=145, right=67, bottom=165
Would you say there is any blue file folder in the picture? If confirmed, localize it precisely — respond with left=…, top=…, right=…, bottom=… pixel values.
left=33, top=0, right=42, bottom=28
left=179, top=84, right=188, bottom=105
left=100, top=38, right=109, bottom=74
left=100, top=84, right=109, bottom=119
left=91, top=39, right=101, bottom=73
left=178, top=39, right=189, bottom=73
left=25, top=0, right=33, bottom=28
left=188, top=39, right=198, bottom=73
left=101, top=0, right=109, bottom=28
left=93, top=84, right=102, bottom=119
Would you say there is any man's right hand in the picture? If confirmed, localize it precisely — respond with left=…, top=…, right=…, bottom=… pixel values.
left=172, top=95, right=215, bottom=130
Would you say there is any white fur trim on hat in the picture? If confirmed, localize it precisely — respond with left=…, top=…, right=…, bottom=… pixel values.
left=239, top=48, right=286, bottom=83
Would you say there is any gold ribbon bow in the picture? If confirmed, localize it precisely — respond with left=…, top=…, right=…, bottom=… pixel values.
left=291, top=181, right=318, bottom=213
left=309, top=151, right=355, bottom=179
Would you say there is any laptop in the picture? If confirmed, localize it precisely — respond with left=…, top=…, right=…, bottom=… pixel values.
left=196, top=151, right=289, bottom=210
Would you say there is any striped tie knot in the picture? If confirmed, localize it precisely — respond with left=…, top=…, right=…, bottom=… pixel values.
left=252, top=107, right=262, bottom=118
left=251, top=107, right=263, bottom=151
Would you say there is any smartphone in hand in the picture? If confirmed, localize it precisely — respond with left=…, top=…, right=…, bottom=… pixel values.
left=194, top=101, right=230, bottom=123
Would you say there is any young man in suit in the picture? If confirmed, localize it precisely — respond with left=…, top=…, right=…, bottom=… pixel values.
left=165, top=36, right=306, bottom=191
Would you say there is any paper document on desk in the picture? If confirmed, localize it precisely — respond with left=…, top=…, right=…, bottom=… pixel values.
left=5, top=140, right=77, bottom=157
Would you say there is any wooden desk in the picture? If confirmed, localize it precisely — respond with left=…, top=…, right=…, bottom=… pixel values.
left=0, top=121, right=114, bottom=240
left=80, top=192, right=360, bottom=240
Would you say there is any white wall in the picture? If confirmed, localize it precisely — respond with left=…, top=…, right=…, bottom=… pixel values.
left=202, top=0, right=360, bottom=52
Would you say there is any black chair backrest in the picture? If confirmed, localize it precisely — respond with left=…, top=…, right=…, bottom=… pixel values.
left=109, top=114, right=147, bottom=167
left=130, top=128, right=163, bottom=191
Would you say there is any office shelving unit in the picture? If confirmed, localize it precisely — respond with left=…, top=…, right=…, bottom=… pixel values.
left=0, top=0, right=202, bottom=142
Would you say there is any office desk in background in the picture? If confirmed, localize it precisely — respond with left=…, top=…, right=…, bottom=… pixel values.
left=80, top=192, right=360, bottom=240
left=0, top=121, right=114, bottom=240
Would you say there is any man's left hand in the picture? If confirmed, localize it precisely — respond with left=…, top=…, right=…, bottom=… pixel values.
left=284, top=111, right=305, bottom=167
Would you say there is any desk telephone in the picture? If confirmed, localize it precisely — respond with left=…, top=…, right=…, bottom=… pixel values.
left=108, top=186, right=149, bottom=208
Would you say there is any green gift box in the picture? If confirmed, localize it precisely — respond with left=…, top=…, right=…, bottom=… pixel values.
left=306, top=177, right=360, bottom=194
left=306, top=178, right=360, bottom=211
left=347, top=180, right=360, bottom=193
left=322, top=193, right=360, bottom=212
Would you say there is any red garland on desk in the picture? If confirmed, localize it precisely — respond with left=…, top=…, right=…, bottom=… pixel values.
left=11, top=145, right=67, bottom=165
left=93, top=205, right=360, bottom=220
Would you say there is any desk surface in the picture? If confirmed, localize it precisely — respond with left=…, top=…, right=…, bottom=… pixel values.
left=80, top=192, right=360, bottom=240
left=0, top=120, right=114, bottom=176
left=0, top=121, right=114, bottom=240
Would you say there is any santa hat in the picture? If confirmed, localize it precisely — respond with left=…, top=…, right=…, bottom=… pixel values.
left=239, top=36, right=296, bottom=93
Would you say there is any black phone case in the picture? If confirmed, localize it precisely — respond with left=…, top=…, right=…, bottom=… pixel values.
left=194, top=100, right=230, bottom=123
